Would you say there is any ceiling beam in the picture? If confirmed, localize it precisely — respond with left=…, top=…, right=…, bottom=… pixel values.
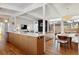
left=15, top=3, right=44, bottom=16
left=18, top=16, right=36, bottom=20
left=0, top=3, right=46, bottom=20
left=27, top=13, right=43, bottom=19
left=0, top=12, right=13, bottom=16
left=27, top=4, right=62, bottom=20
left=0, top=12, right=36, bottom=20
left=0, top=4, right=21, bottom=12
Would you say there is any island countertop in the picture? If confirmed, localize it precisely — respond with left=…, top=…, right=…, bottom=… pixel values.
left=8, top=31, right=44, bottom=37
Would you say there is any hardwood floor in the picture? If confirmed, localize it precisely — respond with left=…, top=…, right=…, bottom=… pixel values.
left=0, top=42, right=23, bottom=55
left=45, top=39, right=79, bottom=55
left=0, top=39, right=78, bottom=55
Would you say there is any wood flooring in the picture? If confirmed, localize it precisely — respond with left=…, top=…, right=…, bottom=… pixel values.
left=0, top=42, right=23, bottom=55
left=45, top=39, right=79, bottom=55
left=0, top=39, right=78, bottom=55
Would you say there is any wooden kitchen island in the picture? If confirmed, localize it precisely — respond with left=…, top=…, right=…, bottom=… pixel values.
left=8, top=32, right=44, bottom=55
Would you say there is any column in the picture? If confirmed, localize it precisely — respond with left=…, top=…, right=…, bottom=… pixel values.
left=43, top=4, right=46, bottom=53
left=10, top=16, right=17, bottom=32
left=53, top=22, right=56, bottom=46
left=43, top=4, right=45, bottom=34
left=13, top=16, right=17, bottom=32
left=61, top=18, right=64, bottom=34
left=53, top=22, right=55, bottom=36
left=47, top=21, right=49, bottom=32
left=71, top=23, right=74, bottom=29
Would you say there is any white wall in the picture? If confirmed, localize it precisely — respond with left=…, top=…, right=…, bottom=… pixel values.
left=33, top=20, right=38, bottom=32
left=16, top=19, right=34, bottom=31
left=8, top=18, right=34, bottom=32
left=8, top=17, right=39, bottom=33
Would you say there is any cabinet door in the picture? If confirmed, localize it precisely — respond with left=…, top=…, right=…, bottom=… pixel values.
left=12, top=33, right=18, bottom=45
left=27, top=36, right=37, bottom=54
left=19, top=35, right=30, bottom=54
left=8, top=33, right=11, bottom=41
left=8, top=33, right=14, bottom=43
left=14, top=34, right=24, bottom=49
left=37, top=36, right=44, bottom=54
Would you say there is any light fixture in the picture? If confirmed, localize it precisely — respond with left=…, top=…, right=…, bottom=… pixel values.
left=49, top=18, right=61, bottom=22
left=4, top=20, right=8, bottom=23
left=67, top=20, right=73, bottom=23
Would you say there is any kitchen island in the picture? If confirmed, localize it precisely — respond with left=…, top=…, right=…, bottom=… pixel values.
left=8, top=32, right=44, bottom=55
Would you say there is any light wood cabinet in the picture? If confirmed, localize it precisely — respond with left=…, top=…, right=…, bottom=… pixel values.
left=8, top=32, right=14, bottom=43
left=8, top=32, right=44, bottom=55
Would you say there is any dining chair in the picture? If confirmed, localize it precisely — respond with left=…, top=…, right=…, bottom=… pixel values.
left=56, top=35, right=71, bottom=53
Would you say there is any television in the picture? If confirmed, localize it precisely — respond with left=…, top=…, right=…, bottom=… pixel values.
left=21, top=24, right=27, bottom=29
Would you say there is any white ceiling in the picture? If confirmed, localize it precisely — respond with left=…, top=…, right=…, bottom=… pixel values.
left=0, top=3, right=33, bottom=11
left=0, top=3, right=79, bottom=20
left=52, top=3, right=79, bottom=16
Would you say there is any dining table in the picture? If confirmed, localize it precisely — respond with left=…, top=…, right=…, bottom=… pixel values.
left=56, top=33, right=79, bottom=53
left=57, top=33, right=79, bottom=43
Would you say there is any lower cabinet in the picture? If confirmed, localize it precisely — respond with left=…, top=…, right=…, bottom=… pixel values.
left=8, top=32, right=44, bottom=55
